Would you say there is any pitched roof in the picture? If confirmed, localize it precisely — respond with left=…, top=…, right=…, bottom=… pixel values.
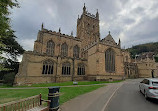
left=104, top=34, right=116, bottom=43
left=101, top=32, right=117, bottom=46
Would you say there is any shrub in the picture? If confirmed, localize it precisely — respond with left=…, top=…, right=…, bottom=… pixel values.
left=3, top=72, right=16, bottom=86
left=154, top=56, right=158, bottom=62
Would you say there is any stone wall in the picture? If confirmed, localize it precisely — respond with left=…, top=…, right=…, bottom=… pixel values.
left=15, top=51, right=87, bottom=85
left=136, top=58, right=158, bottom=78
left=34, top=29, right=82, bottom=58
left=85, top=42, right=125, bottom=80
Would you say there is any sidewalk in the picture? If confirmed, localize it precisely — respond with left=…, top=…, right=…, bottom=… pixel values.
left=60, top=82, right=123, bottom=111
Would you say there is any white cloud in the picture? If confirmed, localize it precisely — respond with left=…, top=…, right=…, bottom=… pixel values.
left=17, top=55, right=23, bottom=62
left=46, top=7, right=56, bottom=19
left=18, top=38, right=35, bottom=51
left=16, top=38, right=35, bottom=62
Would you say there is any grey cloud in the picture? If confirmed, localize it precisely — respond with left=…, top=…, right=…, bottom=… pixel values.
left=9, top=0, right=158, bottom=50
left=122, top=18, right=135, bottom=25
left=123, top=17, right=158, bottom=47
left=119, top=0, right=129, bottom=6
left=150, top=1, right=158, bottom=11
left=132, top=7, right=145, bottom=15
left=127, top=17, right=158, bottom=39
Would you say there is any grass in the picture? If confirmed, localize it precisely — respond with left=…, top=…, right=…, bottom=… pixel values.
left=0, top=80, right=123, bottom=106
left=0, top=85, right=104, bottom=105
left=0, top=80, right=123, bottom=88
left=23, top=80, right=122, bottom=87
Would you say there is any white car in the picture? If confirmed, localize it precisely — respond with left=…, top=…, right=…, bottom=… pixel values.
left=139, top=78, right=158, bottom=99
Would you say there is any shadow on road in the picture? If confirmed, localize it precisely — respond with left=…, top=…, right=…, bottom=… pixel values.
left=147, top=98, right=158, bottom=104
left=138, top=91, right=158, bottom=104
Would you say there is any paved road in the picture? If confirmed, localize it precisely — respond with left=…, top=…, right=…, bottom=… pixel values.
left=60, top=83, right=123, bottom=111
left=105, top=79, right=158, bottom=111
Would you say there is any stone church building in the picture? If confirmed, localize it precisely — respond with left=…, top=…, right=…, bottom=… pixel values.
left=15, top=5, right=132, bottom=85
left=135, top=52, right=158, bottom=78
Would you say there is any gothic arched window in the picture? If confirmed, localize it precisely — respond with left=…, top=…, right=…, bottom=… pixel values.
left=62, top=62, right=71, bottom=75
left=61, top=43, right=68, bottom=57
left=105, top=48, right=115, bottom=73
left=77, top=63, right=85, bottom=75
left=42, top=60, right=54, bottom=74
left=46, top=40, right=55, bottom=56
left=73, top=45, right=80, bottom=58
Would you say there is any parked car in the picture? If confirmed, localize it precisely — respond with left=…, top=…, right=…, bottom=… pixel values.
left=139, top=78, right=158, bottom=99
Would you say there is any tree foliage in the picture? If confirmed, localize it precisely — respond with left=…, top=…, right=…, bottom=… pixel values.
left=0, top=0, right=25, bottom=84
left=0, top=0, right=24, bottom=71
left=154, top=54, right=158, bottom=62
left=129, top=42, right=158, bottom=59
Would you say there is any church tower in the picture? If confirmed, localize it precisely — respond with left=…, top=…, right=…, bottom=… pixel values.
left=77, top=4, right=100, bottom=48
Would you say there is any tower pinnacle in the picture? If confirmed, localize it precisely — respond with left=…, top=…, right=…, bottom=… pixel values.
left=96, top=9, right=99, bottom=19
left=41, top=23, right=44, bottom=30
left=71, top=31, right=73, bottom=36
left=118, top=38, right=121, bottom=48
left=59, top=27, right=61, bottom=33
left=83, top=3, right=86, bottom=13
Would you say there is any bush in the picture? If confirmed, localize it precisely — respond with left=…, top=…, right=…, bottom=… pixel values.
left=3, top=72, right=16, bottom=86
left=154, top=57, right=158, bottom=62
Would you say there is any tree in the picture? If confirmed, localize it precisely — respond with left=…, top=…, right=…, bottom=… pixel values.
left=0, top=0, right=25, bottom=82
left=129, top=42, right=158, bottom=58
left=154, top=54, right=158, bottom=62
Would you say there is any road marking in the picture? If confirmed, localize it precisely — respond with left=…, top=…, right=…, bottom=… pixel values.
left=101, top=83, right=124, bottom=111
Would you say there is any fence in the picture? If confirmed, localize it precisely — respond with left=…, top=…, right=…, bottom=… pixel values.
left=0, top=94, right=49, bottom=111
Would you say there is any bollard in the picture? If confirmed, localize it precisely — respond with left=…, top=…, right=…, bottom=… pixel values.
left=48, top=86, right=60, bottom=111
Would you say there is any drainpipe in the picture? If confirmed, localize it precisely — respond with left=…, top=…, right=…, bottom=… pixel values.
left=55, top=56, right=58, bottom=82
left=72, top=58, right=75, bottom=81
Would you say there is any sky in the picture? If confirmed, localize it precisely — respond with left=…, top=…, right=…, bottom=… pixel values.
left=10, top=0, right=158, bottom=52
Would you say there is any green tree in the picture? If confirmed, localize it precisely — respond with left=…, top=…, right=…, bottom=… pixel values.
left=129, top=42, right=158, bottom=58
left=154, top=54, right=158, bottom=62
left=0, top=0, right=25, bottom=82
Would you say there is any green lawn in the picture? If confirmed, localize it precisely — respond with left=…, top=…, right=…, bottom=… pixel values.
left=0, top=80, right=123, bottom=88
left=25, top=80, right=122, bottom=87
left=0, top=85, right=104, bottom=105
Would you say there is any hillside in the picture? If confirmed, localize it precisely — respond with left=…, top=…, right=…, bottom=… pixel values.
left=128, top=42, right=158, bottom=58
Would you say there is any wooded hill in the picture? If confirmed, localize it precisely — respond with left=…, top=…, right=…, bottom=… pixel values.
left=128, top=42, right=158, bottom=59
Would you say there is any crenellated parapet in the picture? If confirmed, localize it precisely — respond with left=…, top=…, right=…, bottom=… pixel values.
left=78, top=4, right=99, bottom=21
left=37, top=27, right=81, bottom=42
left=85, top=12, right=97, bottom=19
